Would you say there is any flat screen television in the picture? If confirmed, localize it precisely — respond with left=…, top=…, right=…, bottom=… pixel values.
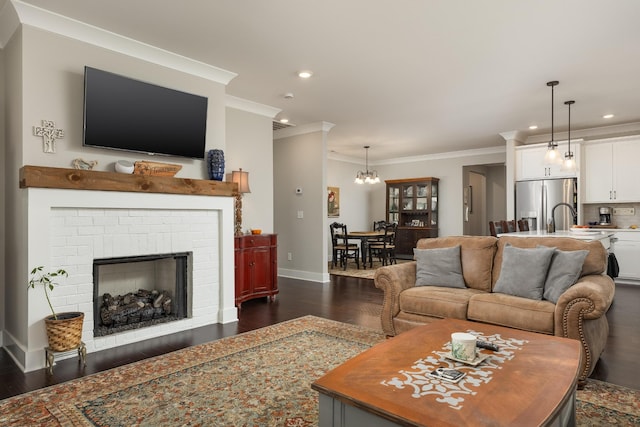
left=83, top=66, right=208, bottom=159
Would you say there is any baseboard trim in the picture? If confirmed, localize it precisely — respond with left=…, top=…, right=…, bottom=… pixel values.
left=278, top=268, right=329, bottom=283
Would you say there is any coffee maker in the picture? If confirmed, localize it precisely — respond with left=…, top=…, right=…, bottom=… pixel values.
left=599, top=207, right=612, bottom=226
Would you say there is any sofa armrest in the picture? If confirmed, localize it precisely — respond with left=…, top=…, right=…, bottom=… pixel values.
left=554, top=273, right=615, bottom=384
left=374, top=261, right=417, bottom=336
left=555, top=274, right=615, bottom=330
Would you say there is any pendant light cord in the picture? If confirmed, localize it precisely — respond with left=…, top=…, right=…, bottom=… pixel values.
left=565, top=100, right=575, bottom=156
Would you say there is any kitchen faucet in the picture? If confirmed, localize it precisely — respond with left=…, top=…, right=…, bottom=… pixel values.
left=550, top=203, right=577, bottom=233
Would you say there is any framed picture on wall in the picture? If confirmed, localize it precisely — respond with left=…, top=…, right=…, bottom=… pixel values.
left=328, top=187, right=340, bottom=217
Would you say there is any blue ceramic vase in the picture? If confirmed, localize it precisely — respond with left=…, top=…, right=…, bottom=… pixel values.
left=207, top=149, right=225, bottom=181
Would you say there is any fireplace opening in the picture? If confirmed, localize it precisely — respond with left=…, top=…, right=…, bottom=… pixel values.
left=93, top=252, right=190, bottom=337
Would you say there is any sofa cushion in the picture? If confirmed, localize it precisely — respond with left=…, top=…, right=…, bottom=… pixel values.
left=400, top=286, right=484, bottom=320
left=468, top=293, right=555, bottom=335
left=416, top=236, right=497, bottom=292
left=540, top=246, right=589, bottom=303
left=414, top=246, right=465, bottom=288
left=493, top=244, right=555, bottom=300
left=493, top=236, right=608, bottom=289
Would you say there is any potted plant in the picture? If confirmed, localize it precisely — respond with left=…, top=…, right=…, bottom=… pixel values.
left=28, top=266, right=84, bottom=352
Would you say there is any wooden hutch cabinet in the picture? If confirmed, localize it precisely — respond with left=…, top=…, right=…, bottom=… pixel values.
left=385, top=177, right=439, bottom=259
left=234, top=234, right=278, bottom=308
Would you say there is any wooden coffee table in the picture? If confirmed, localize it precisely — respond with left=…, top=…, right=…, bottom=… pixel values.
left=312, top=318, right=581, bottom=427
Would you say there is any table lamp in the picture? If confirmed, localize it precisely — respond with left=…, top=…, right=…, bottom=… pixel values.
left=231, top=168, right=251, bottom=236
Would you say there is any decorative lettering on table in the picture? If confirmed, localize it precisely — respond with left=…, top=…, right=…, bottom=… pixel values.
left=33, top=120, right=64, bottom=153
left=380, top=331, right=527, bottom=410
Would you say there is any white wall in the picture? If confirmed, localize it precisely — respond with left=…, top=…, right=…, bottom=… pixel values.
left=274, top=123, right=332, bottom=282
left=21, top=26, right=226, bottom=176
left=326, top=158, right=373, bottom=260
left=369, top=149, right=506, bottom=237
left=4, top=27, right=24, bottom=347
left=225, top=107, right=275, bottom=234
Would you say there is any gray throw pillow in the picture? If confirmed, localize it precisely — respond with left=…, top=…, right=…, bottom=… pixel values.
left=414, top=246, right=466, bottom=288
left=539, top=246, right=589, bottom=303
left=493, top=244, right=555, bottom=300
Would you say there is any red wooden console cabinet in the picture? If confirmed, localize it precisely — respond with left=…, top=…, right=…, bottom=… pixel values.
left=234, top=234, right=278, bottom=308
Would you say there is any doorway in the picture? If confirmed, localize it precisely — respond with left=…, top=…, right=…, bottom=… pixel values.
left=463, top=165, right=506, bottom=236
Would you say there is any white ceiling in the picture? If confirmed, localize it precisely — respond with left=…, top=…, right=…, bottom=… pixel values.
left=7, top=0, right=640, bottom=161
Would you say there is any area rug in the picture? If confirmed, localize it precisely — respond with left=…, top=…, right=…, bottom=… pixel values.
left=0, top=316, right=638, bottom=426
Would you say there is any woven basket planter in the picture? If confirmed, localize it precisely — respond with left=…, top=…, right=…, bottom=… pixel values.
left=44, top=312, right=84, bottom=352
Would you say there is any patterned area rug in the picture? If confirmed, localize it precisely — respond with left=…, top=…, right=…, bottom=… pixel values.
left=0, top=316, right=638, bottom=426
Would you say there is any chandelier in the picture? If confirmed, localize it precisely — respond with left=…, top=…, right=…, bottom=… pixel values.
left=354, top=145, right=380, bottom=184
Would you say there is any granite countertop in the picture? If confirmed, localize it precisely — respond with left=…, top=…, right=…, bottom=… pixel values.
left=588, top=227, right=640, bottom=232
left=501, top=230, right=615, bottom=241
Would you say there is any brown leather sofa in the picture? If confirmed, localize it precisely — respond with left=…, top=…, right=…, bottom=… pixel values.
left=374, top=235, right=615, bottom=386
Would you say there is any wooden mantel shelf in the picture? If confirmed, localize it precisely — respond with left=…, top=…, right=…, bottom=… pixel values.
left=20, top=165, right=237, bottom=197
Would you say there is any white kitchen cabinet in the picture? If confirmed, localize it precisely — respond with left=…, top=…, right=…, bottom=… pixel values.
left=612, top=230, right=640, bottom=283
left=515, top=142, right=579, bottom=181
left=583, top=137, right=640, bottom=203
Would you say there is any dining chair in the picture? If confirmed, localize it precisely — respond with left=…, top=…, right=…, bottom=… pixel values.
left=329, top=222, right=360, bottom=270
left=489, top=221, right=504, bottom=237
left=502, top=220, right=517, bottom=233
left=365, top=220, right=388, bottom=267
left=368, top=223, right=397, bottom=267
left=517, top=219, right=530, bottom=231
left=372, top=220, right=387, bottom=232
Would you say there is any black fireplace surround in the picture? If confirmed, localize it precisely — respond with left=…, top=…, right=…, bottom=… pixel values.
left=93, top=252, right=189, bottom=337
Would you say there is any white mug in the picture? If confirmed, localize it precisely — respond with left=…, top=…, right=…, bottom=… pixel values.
left=451, top=332, right=477, bottom=361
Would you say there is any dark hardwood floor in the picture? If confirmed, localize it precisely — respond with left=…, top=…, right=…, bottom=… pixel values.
left=0, top=276, right=638, bottom=400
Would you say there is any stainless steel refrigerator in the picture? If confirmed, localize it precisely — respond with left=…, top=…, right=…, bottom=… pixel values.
left=515, top=178, right=577, bottom=231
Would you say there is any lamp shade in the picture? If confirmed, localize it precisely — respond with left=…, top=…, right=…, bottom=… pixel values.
left=231, top=168, right=251, bottom=193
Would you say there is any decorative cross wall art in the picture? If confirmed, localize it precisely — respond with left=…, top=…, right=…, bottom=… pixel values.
left=33, top=120, right=64, bottom=153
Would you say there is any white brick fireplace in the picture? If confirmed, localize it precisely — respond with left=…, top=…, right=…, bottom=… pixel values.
left=18, top=186, right=237, bottom=372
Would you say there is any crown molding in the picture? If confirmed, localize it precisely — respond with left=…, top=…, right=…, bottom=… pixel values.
left=329, top=145, right=506, bottom=166
left=274, top=121, right=335, bottom=140
left=522, top=121, right=640, bottom=145
left=499, top=130, right=527, bottom=143
left=382, top=145, right=506, bottom=165
left=4, top=0, right=237, bottom=84
left=225, top=95, right=281, bottom=119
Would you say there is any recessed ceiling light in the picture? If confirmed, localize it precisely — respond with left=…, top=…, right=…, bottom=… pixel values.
left=529, top=125, right=538, bottom=130
left=603, top=114, right=614, bottom=119
left=298, top=71, right=313, bottom=79
left=279, top=118, right=289, bottom=123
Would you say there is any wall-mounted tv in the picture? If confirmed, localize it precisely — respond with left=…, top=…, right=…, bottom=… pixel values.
left=83, top=66, right=208, bottom=159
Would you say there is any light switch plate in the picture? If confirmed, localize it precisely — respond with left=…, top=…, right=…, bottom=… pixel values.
left=297, top=210, right=304, bottom=219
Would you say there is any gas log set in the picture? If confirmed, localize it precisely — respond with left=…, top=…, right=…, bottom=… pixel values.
left=98, top=289, right=174, bottom=334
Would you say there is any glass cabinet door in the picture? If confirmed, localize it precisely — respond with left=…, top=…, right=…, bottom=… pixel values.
left=401, top=185, right=413, bottom=210
left=388, top=186, right=400, bottom=224
left=416, top=183, right=428, bottom=211
left=431, top=182, right=438, bottom=211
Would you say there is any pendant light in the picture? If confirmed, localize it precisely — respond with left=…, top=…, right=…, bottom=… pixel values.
left=561, top=100, right=576, bottom=172
left=543, top=80, right=563, bottom=165
left=354, top=145, right=380, bottom=184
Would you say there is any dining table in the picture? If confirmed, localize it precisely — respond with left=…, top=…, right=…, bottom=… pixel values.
left=344, top=230, right=385, bottom=269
